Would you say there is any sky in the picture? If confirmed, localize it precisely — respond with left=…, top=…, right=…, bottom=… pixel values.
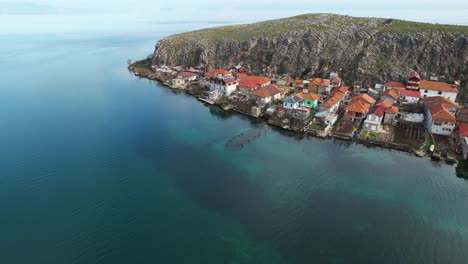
left=1, top=0, right=468, bottom=34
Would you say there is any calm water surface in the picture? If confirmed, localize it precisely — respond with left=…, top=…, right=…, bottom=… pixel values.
left=1, top=27, right=468, bottom=264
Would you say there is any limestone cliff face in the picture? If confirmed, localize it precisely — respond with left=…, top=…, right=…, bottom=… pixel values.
left=151, top=14, right=468, bottom=85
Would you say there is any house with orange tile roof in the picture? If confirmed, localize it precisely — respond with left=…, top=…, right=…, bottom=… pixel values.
left=209, top=77, right=239, bottom=97
left=420, top=80, right=458, bottom=103
left=381, top=89, right=400, bottom=104
left=296, top=92, right=321, bottom=109
left=344, top=94, right=375, bottom=122
left=303, top=78, right=331, bottom=94
left=384, top=81, right=406, bottom=90
left=177, top=71, right=198, bottom=82
left=205, top=69, right=232, bottom=78
left=424, top=96, right=458, bottom=136
left=375, top=100, right=399, bottom=124
left=248, top=84, right=284, bottom=104
left=399, top=89, right=421, bottom=104
left=319, top=90, right=346, bottom=113
left=238, top=76, right=272, bottom=93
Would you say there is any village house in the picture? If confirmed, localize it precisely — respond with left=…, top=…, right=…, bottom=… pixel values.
left=248, top=84, right=284, bottom=104
left=425, top=96, right=458, bottom=136
left=177, top=72, right=198, bottom=82
left=282, top=95, right=301, bottom=110
left=375, top=100, right=399, bottom=124
left=319, top=89, right=346, bottom=113
left=332, top=86, right=349, bottom=96
left=276, top=75, right=294, bottom=86
left=292, top=79, right=305, bottom=88
left=344, top=94, right=375, bottom=122
left=407, top=71, right=421, bottom=90
left=238, top=76, right=272, bottom=93
left=205, top=69, right=232, bottom=79
left=419, top=80, right=458, bottom=103
left=381, top=89, right=400, bottom=104
left=282, top=95, right=311, bottom=119
left=331, top=77, right=342, bottom=88
left=363, top=105, right=386, bottom=131
left=296, top=92, right=321, bottom=109
left=306, top=78, right=332, bottom=94
left=248, top=88, right=273, bottom=104
left=209, top=77, right=239, bottom=97
left=384, top=81, right=406, bottom=91
left=399, top=89, right=421, bottom=104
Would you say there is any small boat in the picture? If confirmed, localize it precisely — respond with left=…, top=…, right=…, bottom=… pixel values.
left=429, top=144, right=435, bottom=152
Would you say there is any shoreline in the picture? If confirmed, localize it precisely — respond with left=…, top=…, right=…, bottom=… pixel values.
left=128, top=62, right=457, bottom=164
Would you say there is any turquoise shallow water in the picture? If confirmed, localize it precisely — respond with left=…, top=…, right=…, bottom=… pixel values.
left=1, top=29, right=468, bottom=264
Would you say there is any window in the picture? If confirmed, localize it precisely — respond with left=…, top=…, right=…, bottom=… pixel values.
left=438, top=91, right=442, bottom=95
left=424, top=90, right=428, bottom=93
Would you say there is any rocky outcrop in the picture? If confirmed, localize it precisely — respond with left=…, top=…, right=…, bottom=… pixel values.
left=151, top=14, right=468, bottom=85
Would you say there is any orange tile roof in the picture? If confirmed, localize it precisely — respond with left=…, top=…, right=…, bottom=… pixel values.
left=351, top=94, right=376, bottom=105
left=310, top=78, right=330, bottom=86
left=249, top=88, right=271, bottom=98
left=293, top=79, right=304, bottom=85
left=376, top=100, right=393, bottom=109
left=420, top=80, right=458, bottom=93
left=296, top=92, right=320, bottom=101
left=384, top=81, right=406, bottom=88
left=429, top=104, right=456, bottom=123
left=386, top=106, right=399, bottom=114
left=239, top=76, right=272, bottom=89
left=382, top=89, right=400, bottom=100
left=206, top=69, right=231, bottom=77
left=321, top=92, right=345, bottom=108
left=425, top=96, right=458, bottom=108
left=346, top=100, right=371, bottom=114
left=376, top=100, right=398, bottom=114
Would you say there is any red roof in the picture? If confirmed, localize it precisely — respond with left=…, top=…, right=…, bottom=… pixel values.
left=239, top=76, right=272, bottom=90
left=351, top=94, right=376, bottom=105
left=331, top=77, right=342, bottom=83
left=408, top=71, right=421, bottom=81
left=384, top=81, right=406, bottom=89
left=460, top=124, right=468, bottom=137
left=206, top=69, right=231, bottom=77
left=399, top=89, right=421, bottom=98
left=368, top=105, right=386, bottom=117
left=334, top=86, right=349, bottom=94
left=263, top=84, right=283, bottom=96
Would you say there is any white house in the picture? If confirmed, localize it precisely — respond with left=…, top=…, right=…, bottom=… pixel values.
left=399, top=89, right=421, bottom=104
left=420, top=80, right=458, bottom=103
left=425, top=96, right=458, bottom=136
left=177, top=72, right=198, bottom=82
left=210, top=77, right=239, bottom=97
left=364, top=105, right=385, bottom=131
left=319, top=90, right=346, bottom=113
left=282, top=95, right=301, bottom=109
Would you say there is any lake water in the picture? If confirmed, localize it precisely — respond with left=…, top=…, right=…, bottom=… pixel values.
left=1, top=26, right=468, bottom=264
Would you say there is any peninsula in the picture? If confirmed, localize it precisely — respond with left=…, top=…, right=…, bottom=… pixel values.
left=130, top=13, right=468, bottom=162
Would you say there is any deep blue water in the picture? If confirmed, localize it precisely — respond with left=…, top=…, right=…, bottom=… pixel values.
left=1, top=28, right=468, bottom=264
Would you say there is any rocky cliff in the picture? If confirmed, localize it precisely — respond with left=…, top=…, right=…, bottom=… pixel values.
left=151, top=14, right=468, bottom=85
